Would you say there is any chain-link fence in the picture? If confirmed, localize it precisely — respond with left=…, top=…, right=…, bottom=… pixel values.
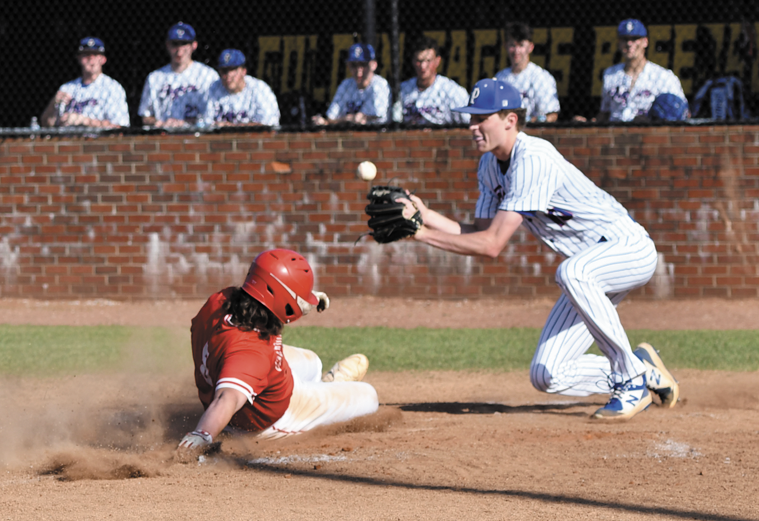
left=1, top=0, right=757, bottom=133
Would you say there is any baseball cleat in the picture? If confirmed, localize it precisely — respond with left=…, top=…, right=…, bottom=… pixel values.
left=591, top=376, right=652, bottom=421
left=634, top=342, right=680, bottom=408
left=322, top=353, right=369, bottom=382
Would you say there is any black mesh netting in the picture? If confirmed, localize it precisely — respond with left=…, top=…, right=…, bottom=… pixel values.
left=1, top=0, right=757, bottom=132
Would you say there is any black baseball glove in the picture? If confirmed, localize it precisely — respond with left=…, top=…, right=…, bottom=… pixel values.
left=364, top=185, right=423, bottom=244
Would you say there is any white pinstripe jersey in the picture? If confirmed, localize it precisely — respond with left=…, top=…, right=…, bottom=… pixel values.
left=59, top=74, right=130, bottom=127
left=475, top=132, right=646, bottom=257
left=495, top=62, right=560, bottom=121
left=396, top=75, right=471, bottom=125
left=205, top=76, right=280, bottom=126
left=138, top=61, right=219, bottom=121
left=600, top=61, right=686, bottom=122
left=326, top=75, right=391, bottom=123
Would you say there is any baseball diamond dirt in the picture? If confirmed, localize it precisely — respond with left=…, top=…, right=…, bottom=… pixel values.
left=1, top=297, right=758, bottom=520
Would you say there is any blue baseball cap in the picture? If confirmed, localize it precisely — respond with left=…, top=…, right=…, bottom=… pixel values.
left=347, top=43, right=376, bottom=62
left=77, top=37, right=105, bottom=54
left=649, top=93, right=688, bottom=121
left=218, top=49, right=246, bottom=68
left=618, top=19, right=647, bottom=38
left=452, top=79, right=522, bottom=114
left=167, top=22, right=196, bottom=42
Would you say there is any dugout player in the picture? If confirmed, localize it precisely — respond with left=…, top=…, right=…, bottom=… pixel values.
left=494, top=22, right=560, bottom=123
left=312, top=43, right=391, bottom=125
left=177, top=249, right=378, bottom=451
left=138, top=22, right=219, bottom=128
left=393, top=36, right=470, bottom=125
left=204, top=49, right=280, bottom=127
left=399, top=79, right=679, bottom=421
left=40, top=37, right=129, bottom=128
left=574, top=19, right=686, bottom=122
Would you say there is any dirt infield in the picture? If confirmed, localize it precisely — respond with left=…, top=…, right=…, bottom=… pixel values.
left=1, top=298, right=758, bottom=520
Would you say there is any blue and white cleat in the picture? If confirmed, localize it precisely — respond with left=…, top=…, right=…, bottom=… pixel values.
left=592, top=376, right=652, bottom=421
left=634, top=342, right=680, bottom=408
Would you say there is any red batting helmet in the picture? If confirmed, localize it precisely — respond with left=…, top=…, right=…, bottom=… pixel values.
left=241, top=249, right=319, bottom=324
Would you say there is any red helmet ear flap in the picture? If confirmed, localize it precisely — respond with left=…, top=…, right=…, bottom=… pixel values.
left=241, top=249, right=318, bottom=324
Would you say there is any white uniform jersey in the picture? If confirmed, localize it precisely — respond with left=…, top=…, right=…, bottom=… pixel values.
left=138, top=61, right=219, bottom=122
left=326, top=75, right=391, bottom=123
left=395, top=75, right=470, bottom=125
left=495, top=62, right=560, bottom=121
left=474, top=132, right=657, bottom=395
left=205, top=76, right=280, bottom=126
left=600, top=61, right=686, bottom=122
left=475, top=132, right=646, bottom=258
left=59, top=74, right=130, bottom=127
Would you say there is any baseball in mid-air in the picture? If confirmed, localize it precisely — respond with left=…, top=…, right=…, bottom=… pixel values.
left=357, top=161, right=377, bottom=181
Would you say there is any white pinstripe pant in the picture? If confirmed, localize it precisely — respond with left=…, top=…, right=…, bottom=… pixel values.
left=257, top=345, right=379, bottom=439
left=530, top=233, right=658, bottom=396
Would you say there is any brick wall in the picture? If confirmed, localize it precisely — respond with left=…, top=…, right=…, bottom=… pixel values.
left=1, top=125, right=757, bottom=300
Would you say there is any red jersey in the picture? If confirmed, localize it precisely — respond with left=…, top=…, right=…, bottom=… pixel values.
left=190, top=287, right=294, bottom=431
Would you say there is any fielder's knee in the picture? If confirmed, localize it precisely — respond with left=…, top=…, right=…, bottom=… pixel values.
left=555, top=260, right=595, bottom=298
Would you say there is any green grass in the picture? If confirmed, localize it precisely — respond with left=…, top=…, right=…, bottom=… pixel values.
left=2, top=325, right=758, bottom=376
left=0, top=324, right=190, bottom=376
left=284, top=327, right=541, bottom=371
left=285, top=327, right=759, bottom=372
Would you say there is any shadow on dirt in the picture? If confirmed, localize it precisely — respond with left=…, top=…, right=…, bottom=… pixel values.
left=243, top=463, right=755, bottom=521
left=390, top=401, right=596, bottom=417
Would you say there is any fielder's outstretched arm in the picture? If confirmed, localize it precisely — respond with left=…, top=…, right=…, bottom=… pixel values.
left=406, top=194, right=463, bottom=234
left=407, top=193, right=495, bottom=235
left=415, top=209, right=523, bottom=259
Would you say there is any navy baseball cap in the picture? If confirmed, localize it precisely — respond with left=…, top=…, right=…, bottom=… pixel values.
left=167, top=22, right=196, bottom=42
left=452, top=79, right=522, bottom=114
left=218, top=49, right=246, bottom=68
left=347, top=43, right=376, bottom=62
left=77, top=37, right=105, bottom=55
left=649, top=93, right=688, bottom=121
left=618, top=19, right=647, bottom=38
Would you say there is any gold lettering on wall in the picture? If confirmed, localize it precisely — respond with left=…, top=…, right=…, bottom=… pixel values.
left=673, top=24, right=697, bottom=94
left=330, top=33, right=355, bottom=99
left=256, top=23, right=758, bottom=108
left=591, top=26, right=617, bottom=96
left=257, top=36, right=281, bottom=89
left=647, top=25, right=671, bottom=68
left=531, top=28, right=548, bottom=69
left=723, top=23, right=744, bottom=77
left=446, top=30, right=467, bottom=88
left=281, top=35, right=307, bottom=94
left=472, top=29, right=498, bottom=85
left=548, top=28, right=573, bottom=97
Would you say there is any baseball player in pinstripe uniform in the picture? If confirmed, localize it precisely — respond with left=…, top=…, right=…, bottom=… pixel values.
left=138, top=22, right=219, bottom=128
left=40, top=37, right=130, bottom=128
left=401, top=79, right=679, bottom=421
left=204, top=49, right=280, bottom=127
left=495, top=23, right=560, bottom=123
left=312, top=43, right=391, bottom=125
left=574, top=19, right=686, bottom=123
left=393, top=36, right=470, bottom=125
left=177, top=249, right=378, bottom=452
